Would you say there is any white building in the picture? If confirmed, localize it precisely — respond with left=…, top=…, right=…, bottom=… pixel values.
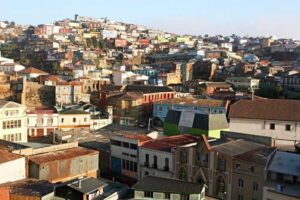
left=229, top=99, right=300, bottom=146
left=113, top=70, right=149, bottom=86
left=110, top=133, right=153, bottom=179
left=0, top=54, right=25, bottom=73
left=139, top=135, right=199, bottom=180
left=226, top=77, right=260, bottom=91
left=27, top=107, right=59, bottom=137
left=0, top=149, right=26, bottom=184
left=90, top=106, right=113, bottom=130
left=55, top=81, right=85, bottom=105
left=0, top=100, right=28, bottom=143
left=58, top=109, right=91, bottom=131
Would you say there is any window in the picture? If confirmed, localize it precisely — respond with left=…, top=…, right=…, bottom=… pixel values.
left=145, top=154, right=149, bottom=166
left=270, top=123, right=275, bottom=130
left=253, top=182, right=258, bottom=191
left=144, top=191, right=153, bottom=198
left=250, top=166, right=254, bottom=172
left=238, top=179, right=244, bottom=188
left=130, top=161, right=134, bottom=171
left=238, top=194, right=243, bottom=200
left=164, top=158, right=169, bottom=171
left=285, top=124, right=291, bottom=131
left=144, top=171, right=149, bottom=176
left=126, top=160, right=129, bottom=170
left=153, top=155, right=157, bottom=169
left=61, top=118, right=64, bottom=123
left=165, top=193, right=170, bottom=199
left=218, top=156, right=226, bottom=171
left=122, top=159, right=125, bottom=169
left=123, top=142, right=129, bottom=148
left=235, top=163, right=241, bottom=169
left=130, top=143, right=137, bottom=150
left=134, top=162, right=137, bottom=172
left=73, top=117, right=76, bottom=123
left=111, top=140, right=121, bottom=146
left=47, top=117, right=53, bottom=125
left=84, top=117, right=87, bottom=122
left=181, top=194, right=190, bottom=200
left=159, top=106, right=163, bottom=112
left=180, top=150, right=187, bottom=163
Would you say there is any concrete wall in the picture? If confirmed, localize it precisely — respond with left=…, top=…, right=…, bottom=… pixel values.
left=29, top=153, right=99, bottom=183
left=0, top=157, right=26, bottom=184
left=230, top=118, right=300, bottom=146
left=58, top=114, right=90, bottom=131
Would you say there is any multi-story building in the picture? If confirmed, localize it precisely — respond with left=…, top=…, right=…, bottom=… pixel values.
left=55, top=81, right=90, bottom=105
left=110, top=133, right=153, bottom=179
left=208, top=139, right=274, bottom=200
left=153, top=98, right=228, bottom=123
left=109, top=92, right=144, bottom=126
left=226, top=77, right=260, bottom=92
left=27, top=107, right=59, bottom=137
left=282, top=72, right=300, bottom=91
left=229, top=99, right=300, bottom=146
left=0, top=100, right=28, bottom=142
left=139, top=134, right=199, bottom=180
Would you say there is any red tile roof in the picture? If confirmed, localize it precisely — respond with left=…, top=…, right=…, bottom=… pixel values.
left=19, top=67, right=49, bottom=75
left=121, top=133, right=152, bottom=143
left=229, top=99, right=300, bottom=122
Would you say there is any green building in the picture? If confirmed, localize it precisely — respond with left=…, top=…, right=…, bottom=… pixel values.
left=163, top=110, right=229, bottom=138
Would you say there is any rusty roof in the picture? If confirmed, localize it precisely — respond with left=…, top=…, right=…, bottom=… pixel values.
left=154, top=98, right=226, bottom=107
left=117, top=133, right=152, bottom=143
left=229, top=99, right=300, bottom=122
left=141, top=134, right=199, bottom=152
left=29, top=147, right=98, bottom=165
left=0, top=149, right=24, bottom=164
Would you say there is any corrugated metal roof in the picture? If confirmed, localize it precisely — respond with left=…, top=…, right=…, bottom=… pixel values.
left=268, top=151, right=300, bottom=176
left=212, top=139, right=264, bottom=157
left=29, top=147, right=98, bottom=164
left=133, top=176, right=204, bottom=194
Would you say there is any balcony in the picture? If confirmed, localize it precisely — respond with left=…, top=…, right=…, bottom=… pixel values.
left=144, top=162, right=149, bottom=167
left=152, top=163, right=157, bottom=169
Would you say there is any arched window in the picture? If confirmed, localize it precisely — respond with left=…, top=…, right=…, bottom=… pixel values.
left=179, top=168, right=187, bottom=181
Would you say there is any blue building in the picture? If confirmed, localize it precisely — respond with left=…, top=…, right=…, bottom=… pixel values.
left=153, top=98, right=228, bottom=125
left=133, top=68, right=158, bottom=85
